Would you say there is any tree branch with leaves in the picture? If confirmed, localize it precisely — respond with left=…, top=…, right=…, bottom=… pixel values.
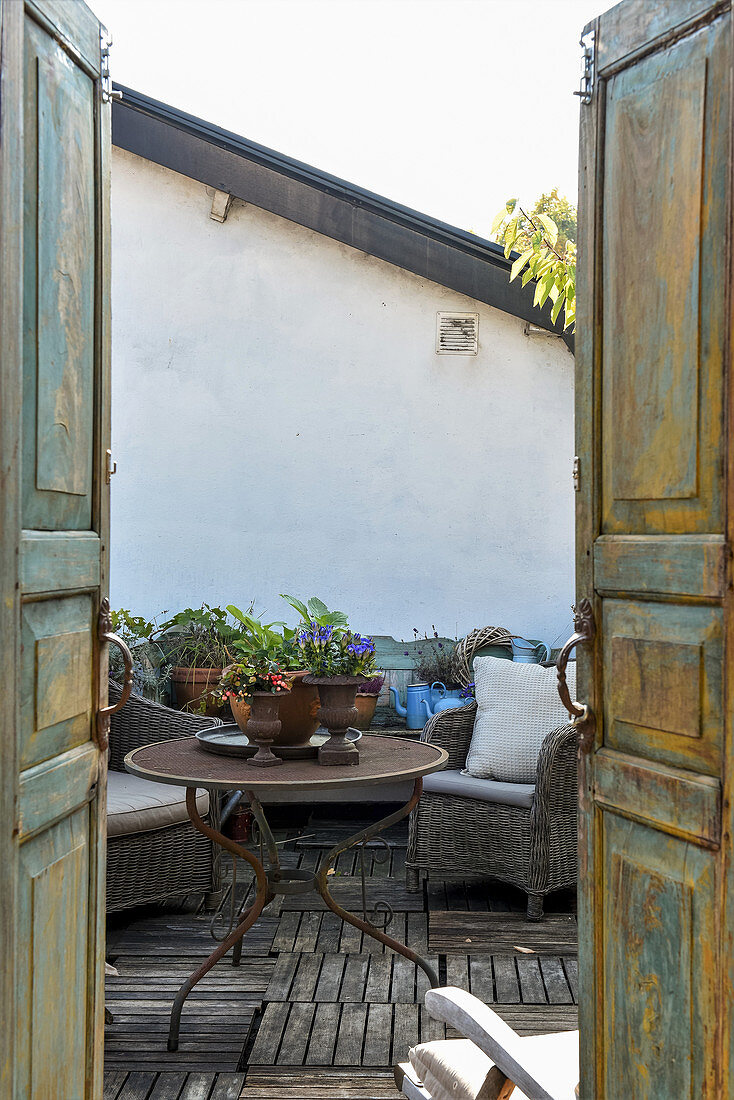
left=492, top=190, right=576, bottom=332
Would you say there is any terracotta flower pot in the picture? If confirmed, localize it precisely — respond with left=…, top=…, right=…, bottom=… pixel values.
left=230, top=670, right=320, bottom=746
left=353, top=693, right=378, bottom=731
left=171, top=666, right=223, bottom=716
left=229, top=695, right=252, bottom=732
left=305, top=675, right=363, bottom=765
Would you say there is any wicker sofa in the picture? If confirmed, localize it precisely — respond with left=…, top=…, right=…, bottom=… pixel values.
left=106, top=682, right=223, bottom=913
left=406, top=701, right=577, bottom=920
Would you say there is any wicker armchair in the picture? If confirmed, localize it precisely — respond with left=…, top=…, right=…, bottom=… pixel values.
left=106, top=682, right=223, bottom=913
left=406, top=702, right=577, bottom=920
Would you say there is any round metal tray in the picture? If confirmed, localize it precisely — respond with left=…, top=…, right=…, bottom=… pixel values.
left=195, top=723, right=362, bottom=760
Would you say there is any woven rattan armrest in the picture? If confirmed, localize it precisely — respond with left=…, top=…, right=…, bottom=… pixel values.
left=108, top=680, right=223, bottom=771
left=533, top=722, right=578, bottom=816
left=421, top=701, right=476, bottom=769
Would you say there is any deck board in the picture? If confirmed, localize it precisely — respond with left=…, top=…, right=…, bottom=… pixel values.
left=105, top=810, right=577, bottom=1096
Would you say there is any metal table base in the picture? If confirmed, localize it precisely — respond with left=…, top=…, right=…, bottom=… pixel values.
left=167, top=779, right=436, bottom=1051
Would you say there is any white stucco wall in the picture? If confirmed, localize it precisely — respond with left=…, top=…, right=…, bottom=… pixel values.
left=111, top=147, right=575, bottom=646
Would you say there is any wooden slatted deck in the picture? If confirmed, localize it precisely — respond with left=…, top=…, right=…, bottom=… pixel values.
left=104, top=812, right=577, bottom=1099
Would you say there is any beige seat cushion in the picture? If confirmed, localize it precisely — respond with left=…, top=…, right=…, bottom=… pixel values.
left=409, top=1038, right=528, bottom=1100
left=107, top=771, right=209, bottom=837
left=465, top=657, right=576, bottom=783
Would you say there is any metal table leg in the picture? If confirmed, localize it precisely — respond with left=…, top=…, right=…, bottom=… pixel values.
left=168, top=788, right=274, bottom=1051
left=171, top=777, right=437, bottom=1051
left=315, top=778, right=439, bottom=988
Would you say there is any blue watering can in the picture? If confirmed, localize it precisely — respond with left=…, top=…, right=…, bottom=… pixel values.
left=511, top=637, right=551, bottom=664
left=421, top=681, right=473, bottom=721
left=390, top=682, right=434, bottom=729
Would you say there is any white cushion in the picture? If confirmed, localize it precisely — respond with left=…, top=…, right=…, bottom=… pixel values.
left=107, top=771, right=209, bottom=837
left=465, top=658, right=576, bottom=783
left=409, top=1039, right=522, bottom=1100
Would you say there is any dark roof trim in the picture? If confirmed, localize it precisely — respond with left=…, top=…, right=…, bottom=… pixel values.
left=112, top=84, right=571, bottom=346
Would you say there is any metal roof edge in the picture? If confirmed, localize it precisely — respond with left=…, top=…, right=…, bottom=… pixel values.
left=111, top=83, right=569, bottom=340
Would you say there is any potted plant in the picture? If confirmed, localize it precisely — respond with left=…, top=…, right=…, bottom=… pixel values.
left=109, top=608, right=171, bottom=703
left=411, top=627, right=460, bottom=689
left=353, top=673, right=385, bottom=730
left=157, top=604, right=241, bottom=715
left=295, top=621, right=377, bottom=764
left=224, top=596, right=348, bottom=746
left=218, top=659, right=292, bottom=767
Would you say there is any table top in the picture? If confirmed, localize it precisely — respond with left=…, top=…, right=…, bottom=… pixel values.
left=124, top=734, right=448, bottom=793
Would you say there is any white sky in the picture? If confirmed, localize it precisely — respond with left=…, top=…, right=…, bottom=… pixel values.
left=93, top=0, right=608, bottom=239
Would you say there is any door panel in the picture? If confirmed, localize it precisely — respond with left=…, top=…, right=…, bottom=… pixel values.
left=23, top=16, right=96, bottom=531
left=21, top=595, right=94, bottom=768
left=36, top=43, right=95, bottom=498
left=602, top=812, right=717, bottom=1098
left=577, top=1, right=730, bottom=1096
left=0, top=0, right=111, bottom=1095
left=602, top=599, right=722, bottom=774
left=15, top=810, right=91, bottom=1100
left=600, top=18, right=728, bottom=536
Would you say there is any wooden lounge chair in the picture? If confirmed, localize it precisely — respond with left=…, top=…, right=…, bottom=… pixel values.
left=395, top=987, right=579, bottom=1100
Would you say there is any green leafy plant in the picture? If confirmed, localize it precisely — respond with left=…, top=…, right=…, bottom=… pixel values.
left=280, top=594, right=349, bottom=629
left=492, top=193, right=576, bottom=331
left=226, top=605, right=302, bottom=670
left=156, top=604, right=242, bottom=669
left=111, top=608, right=156, bottom=641
left=109, top=608, right=170, bottom=702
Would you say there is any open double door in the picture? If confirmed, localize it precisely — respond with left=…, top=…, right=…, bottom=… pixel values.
left=2, top=0, right=734, bottom=1097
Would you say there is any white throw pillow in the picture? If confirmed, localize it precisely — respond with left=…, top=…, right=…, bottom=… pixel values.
left=465, top=657, right=576, bottom=783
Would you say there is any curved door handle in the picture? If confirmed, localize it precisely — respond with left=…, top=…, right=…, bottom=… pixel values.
left=97, top=597, right=133, bottom=750
left=556, top=598, right=596, bottom=752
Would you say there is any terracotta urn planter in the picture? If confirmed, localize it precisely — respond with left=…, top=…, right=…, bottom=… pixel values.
left=353, top=693, right=378, bottom=731
left=246, top=692, right=284, bottom=768
left=229, top=695, right=252, bottom=732
left=229, top=670, right=320, bottom=746
left=171, top=666, right=223, bottom=716
left=304, top=675, right=363, bottom=765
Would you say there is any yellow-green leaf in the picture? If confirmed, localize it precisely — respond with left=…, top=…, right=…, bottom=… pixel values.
left=491, top=210, right=507, bottom=236
left=535, top=213, right=558, bottom=245
left=510, top=249, right=533, bottom=281
left=551, top=291, right=565, bottom=324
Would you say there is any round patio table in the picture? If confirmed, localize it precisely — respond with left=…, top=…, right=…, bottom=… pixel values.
left=124, top=733, right=448, bottom=1050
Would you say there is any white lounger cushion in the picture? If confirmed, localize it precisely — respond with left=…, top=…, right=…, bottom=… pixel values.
left=466, top=658, right=576, bottom=783
left=107, top=772, right=209, bottom=837
left=409, top=1038, right=527, bottom=1100
left=424, top=988, right=579, bottom=1100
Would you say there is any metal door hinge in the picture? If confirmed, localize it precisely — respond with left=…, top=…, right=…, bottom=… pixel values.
left=573, top=29, right=595, bottom=105
left=573, top=456, right=580, bottom=491
left=106, top=449, right=117, bottom=484
left=100, top=30, right=123, bottom=103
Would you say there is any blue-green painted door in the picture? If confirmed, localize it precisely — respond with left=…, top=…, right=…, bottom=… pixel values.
left=576, top=2, right=731, bottom=1097
left=0, top=0, right=111, bottom=1096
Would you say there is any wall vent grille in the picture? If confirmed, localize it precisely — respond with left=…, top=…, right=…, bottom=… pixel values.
left=436, top=312, right=479, bottom=354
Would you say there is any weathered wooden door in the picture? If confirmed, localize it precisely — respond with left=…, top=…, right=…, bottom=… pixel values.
left=0, top=0, right=113, bottom=1096
left=576, top=1, right=732, bottom=1096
